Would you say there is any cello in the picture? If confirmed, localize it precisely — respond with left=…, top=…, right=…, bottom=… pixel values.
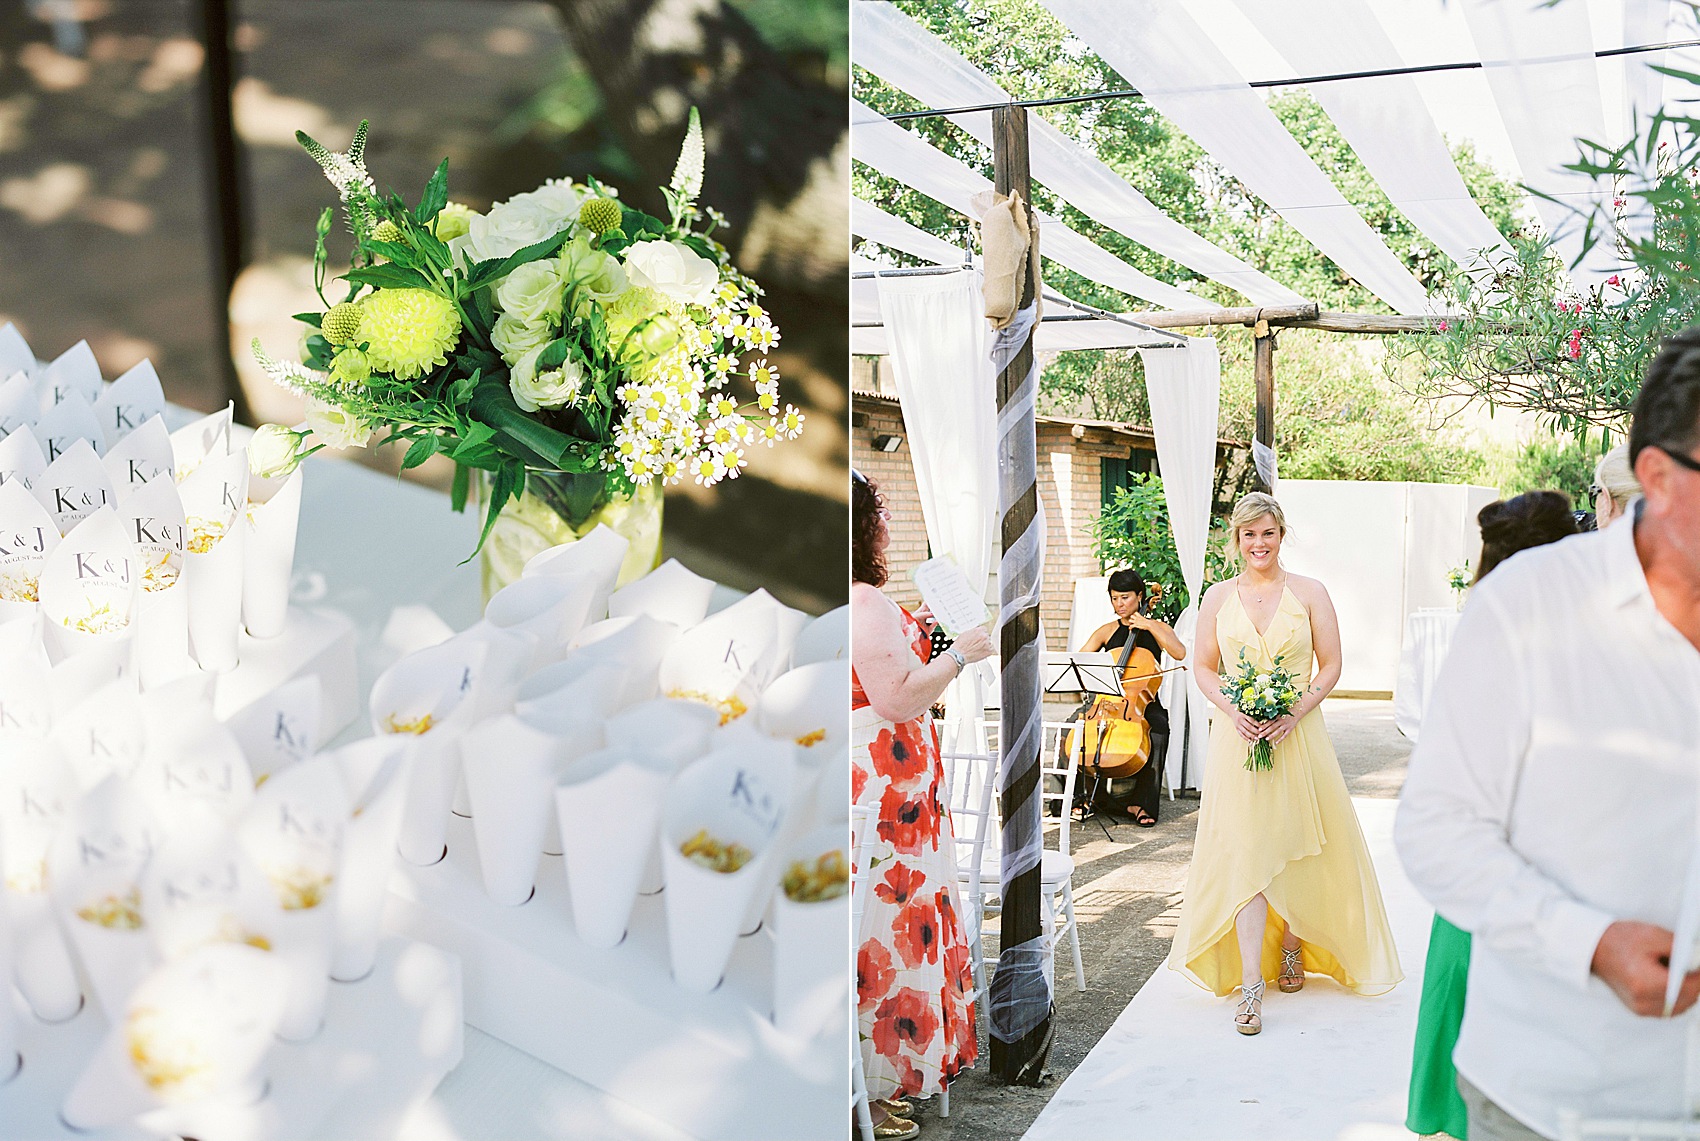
left=1063, top=614, right=1180, bottom=779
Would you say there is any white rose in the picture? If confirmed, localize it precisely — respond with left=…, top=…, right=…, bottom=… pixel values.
left=494, top=260, right=564, bottom=326
left=559, top=233, right=628, bottom=306
left=524, top=178, right=585, bottom=225
left=622, top=239, right=719, bottom=306
left=248, top=424, right=304, bottom=480
left=449, top=194, right=564, bottom=264
left=510, top=356, right=586, bottom=413
left=303, top=397, right=371, bottom=451
left=491, top=313, right=555, bottom=366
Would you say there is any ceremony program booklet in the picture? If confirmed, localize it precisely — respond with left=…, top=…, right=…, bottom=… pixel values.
left=911, top=556, right=990, bottom=637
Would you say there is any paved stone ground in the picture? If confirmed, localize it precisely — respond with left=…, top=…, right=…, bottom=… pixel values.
left=904, top=697, right=1413, bottom=1141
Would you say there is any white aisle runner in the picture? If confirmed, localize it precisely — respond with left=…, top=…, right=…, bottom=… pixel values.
left=1023, top=798, right=1429, bottom=1141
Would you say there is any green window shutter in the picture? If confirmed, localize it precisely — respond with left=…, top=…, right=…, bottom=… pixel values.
left=1101, top=455, right=1130, bottom=510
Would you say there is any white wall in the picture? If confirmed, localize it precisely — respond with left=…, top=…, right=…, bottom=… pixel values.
left=1275, top=481, right=1498, bottom=693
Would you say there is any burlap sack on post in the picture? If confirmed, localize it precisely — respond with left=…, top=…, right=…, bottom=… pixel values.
left=971, top=189, right=1032, bottom=328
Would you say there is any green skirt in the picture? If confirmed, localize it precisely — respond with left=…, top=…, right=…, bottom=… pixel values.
left=1407, top=914, right=1471, bottom=1139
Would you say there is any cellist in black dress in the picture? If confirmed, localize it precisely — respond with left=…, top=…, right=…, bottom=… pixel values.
left=1079, top=569, right=1187, bottom=826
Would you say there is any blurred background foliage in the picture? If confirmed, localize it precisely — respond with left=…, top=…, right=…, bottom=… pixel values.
left=0, top=0, right=847, bottom=610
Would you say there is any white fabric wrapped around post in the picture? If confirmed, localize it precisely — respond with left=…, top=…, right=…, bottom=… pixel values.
left=1139, top=336, right=1221, bottom=793
left=875, top=267, right=998, bottom=754
left=987, top=301, right=1051, bottom=1046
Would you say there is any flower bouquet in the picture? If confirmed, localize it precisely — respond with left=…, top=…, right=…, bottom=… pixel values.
left=1220, top=647, right=1301, bottom=772
left=1447, top=562, right=1471, bottom=609
left=250, top=112, right=804, bottom=585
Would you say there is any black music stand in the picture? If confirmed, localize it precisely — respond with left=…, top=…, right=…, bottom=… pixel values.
left=1044, top=653, right=1126, bottom=836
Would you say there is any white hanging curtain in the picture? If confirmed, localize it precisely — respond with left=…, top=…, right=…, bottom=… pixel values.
left=1044, top=0, right=1432, bottom=315
left=853, top=0, right=1305, bottom=307
left=876, top=269, right=999, bottom=749
left=851, top=99, right=1216, bottom=310
left=1138, top=336, right=1221, bottom=792
left=1230, top=0, right=1510, bottom=277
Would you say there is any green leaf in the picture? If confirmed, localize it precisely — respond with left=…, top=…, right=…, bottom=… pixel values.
left=464, top=231, right=571, bottom=291
left=292, top=312, right=324, bottom=328
left=363, top=240, right=422, bottom=270
left=401, top=436, right=437, bottom=470
left=416, top=158, right=449, bottom=224
left=467, top=376, right=576, bottom=468
left=450, top=462, right=470, bottom=513
left=472, top=461, right=523, bottom=558
left=342, top=264, right=433, bottom=290
left=537, top=336, right=572, bottom=372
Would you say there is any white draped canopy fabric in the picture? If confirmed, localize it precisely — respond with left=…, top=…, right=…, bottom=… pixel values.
left=852, top=0, right=1305, bottom=307
left=1457, top=0, right=1616, bottom=281
left=1138, top=337, right=1222, bottom=792
left=1043, top=0, right=1433, bottom=315
left=1230, top=0, right=1510, bottom=278
left=875, top=269, right=1000, bottom=748
left=851, top=98, right=1216, bottom=311
left=851, top=195, right=966, bottom=266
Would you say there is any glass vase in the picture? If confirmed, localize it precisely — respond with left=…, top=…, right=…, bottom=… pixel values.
left=478, top=470, right=664, bottom=602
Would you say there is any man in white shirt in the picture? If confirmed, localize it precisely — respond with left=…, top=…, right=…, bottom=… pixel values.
left=1396, top=331, right=1700, bottom=1141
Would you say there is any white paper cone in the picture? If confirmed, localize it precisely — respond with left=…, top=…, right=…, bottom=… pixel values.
left=36, top=340, right=101, bottom=413
left=60, top=1018, right=160, bottom=1130
left=771, top=824, right=851, bottom=1038
left=0, top=425, right=47, bottom=492
left=661, top=742, right=796, bottom=992
left=328, top=738, right=409, bottom=981
left=32, top=392, right=103, bottom=464
left=790, top=604, right=849, bottom=667
left=134, top=580, right=190, bottom=689
left=63, top=866, right=159, bottom=1020
left=451, top=621, right=536, bottom=723
left=0, top=370, right=35, bottom=439
left=0, top=615, right=52, bottom=738
left=604, top=698, right=719, bottom=772
left=556, top=749, right=671, bottom=947
left=242, top=466, right=302, bottom=639
left=48, top=650, right=129, bottom=730
left=94, top=360, right=166, bottom=452
left=10, top=889, right=82, bottom=1022
left=38, top=506, right=141, bottom=673
left=566, top=614, right=682, bottom=705
left=485, top=574, right=593, bottom=670
left=0, top=480, right=59, bottom=615
left=168, top=402, right=232, bottom=482
left=522, top=523, right=629, bottom=622
left=607, top=558, right=715, bottom=627
left=226, top=674, right=320, bottom=785
left=132, top=713, right=253, bottom=829
left=463, top=715, right=568, bottom=906
left=102, top=414, right=176, bottom=498
left=0, top=324, right=33, bottom=381
left=372, top=638, right=487, bottom=866
left=756, top=660, right=850, bottom=754
left=658, top=591, right=789, bottom=726
left=237, top=758, right=346, bottom=1040
left=43, top=615, right=134, bottom=673
left=513, top=655, right=629, bottom=723
left=183, top=522, right=244, bottom=672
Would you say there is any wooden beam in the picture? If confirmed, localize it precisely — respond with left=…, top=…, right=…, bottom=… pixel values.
left=1117, top=304, right=1456, bottom=335
left=1254, top=327, right=1276, bottom=492
left=988, top=102, right=1053, bottom=1089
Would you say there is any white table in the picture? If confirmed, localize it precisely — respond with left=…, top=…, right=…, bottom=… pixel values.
left=1393, top=607, right=1462, bottom=742
left=290, top=453, right=725, bottom=1141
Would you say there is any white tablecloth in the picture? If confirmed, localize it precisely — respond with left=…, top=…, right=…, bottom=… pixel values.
left=292, top=453, right=712, bottom=1141
left=1393, top=607, right=1462, bottom=742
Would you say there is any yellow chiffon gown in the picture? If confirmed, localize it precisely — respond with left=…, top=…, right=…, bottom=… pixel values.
left=1168, top=583, right=1403, bottom=997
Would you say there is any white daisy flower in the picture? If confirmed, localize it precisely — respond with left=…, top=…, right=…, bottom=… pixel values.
left=780, top=404, right=804, bottom=439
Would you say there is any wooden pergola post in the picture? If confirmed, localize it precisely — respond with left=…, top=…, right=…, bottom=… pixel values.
left=988, top=103, right=1053, bottom=1087
left=1253, top=319, right=1276, bottom=491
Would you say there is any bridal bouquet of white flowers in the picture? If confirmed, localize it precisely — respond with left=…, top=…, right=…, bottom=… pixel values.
left=1221, top=647, right=1301, bottom=772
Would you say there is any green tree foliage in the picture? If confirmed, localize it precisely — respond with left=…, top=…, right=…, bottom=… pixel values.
left=1089, top=474, right=1233, bottom=623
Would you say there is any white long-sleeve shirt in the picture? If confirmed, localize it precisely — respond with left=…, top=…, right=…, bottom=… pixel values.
left=1396, top=512, right=1700, bottom=1139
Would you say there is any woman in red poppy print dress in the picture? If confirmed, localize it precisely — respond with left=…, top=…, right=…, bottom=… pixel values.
left=851, top=472, right=993, bottom=1138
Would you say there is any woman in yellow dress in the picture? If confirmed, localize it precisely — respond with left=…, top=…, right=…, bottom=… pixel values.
left=1167, top=493, right=1402, bottom=1034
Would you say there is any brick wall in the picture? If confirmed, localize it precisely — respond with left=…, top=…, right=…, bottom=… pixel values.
left=851, top=391, right=1156, bottom=649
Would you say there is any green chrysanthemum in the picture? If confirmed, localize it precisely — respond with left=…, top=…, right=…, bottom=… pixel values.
left=359, top=289, right=461, bottom=380
left=322, top=302, right=363, bottom=346
left=579, top=197, right=622, bottom=235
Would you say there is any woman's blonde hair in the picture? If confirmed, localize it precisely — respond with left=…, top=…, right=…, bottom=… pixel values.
left=1225, top=492, right=1288, bottom=563
left=1593, top=444, right=1641, bottom=512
